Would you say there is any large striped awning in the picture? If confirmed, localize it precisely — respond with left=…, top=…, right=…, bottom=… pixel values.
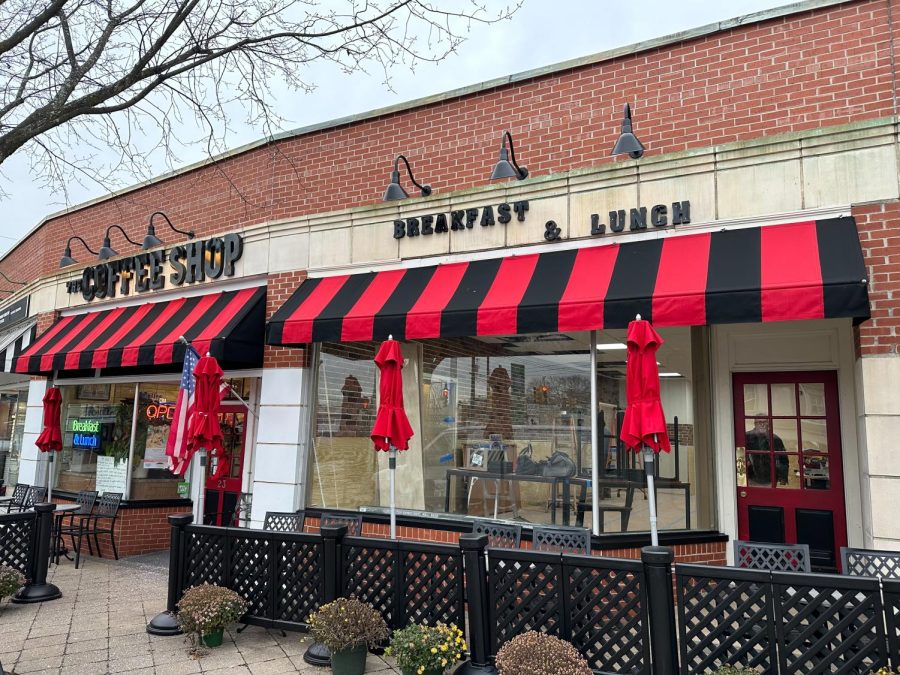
left=267, top=217, right=869, bottom=345
left=15, top=287, right=266, bottom=375
left=0, top=321, right=36, bottom=373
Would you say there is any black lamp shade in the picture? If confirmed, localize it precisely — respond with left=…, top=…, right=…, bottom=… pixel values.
left=142, top=224, right=163, bottom=250
left=98, top=237, right=118, bottom=260
left=59, top=249, right=76, bottom=268
left=383, top=170, right=409, bottom=201
left=612, top=132, right=645, bottom=159
left=490, top=159, right=520, bottom=181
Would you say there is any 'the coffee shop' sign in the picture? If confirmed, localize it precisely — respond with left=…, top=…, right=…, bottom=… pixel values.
left=66, top=233, right=243, bottom=302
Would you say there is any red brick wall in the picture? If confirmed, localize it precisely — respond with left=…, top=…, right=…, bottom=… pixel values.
left=0, top=0, right=895, bottom=292
left=303, top=516, right=727, bottom=565
left=265, top=270, right=309, bottom=368
left=853, top=201, right=900, bottom=355
left=54, top=498, right=181, bottom=557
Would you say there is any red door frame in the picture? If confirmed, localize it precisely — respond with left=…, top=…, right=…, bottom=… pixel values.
left=204, top=402, right=248, bottom=525
left=733, top=371, right=847, bottom=567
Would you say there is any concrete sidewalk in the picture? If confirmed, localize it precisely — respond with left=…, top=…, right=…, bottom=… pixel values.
left=0, top=555, right=399, bottom=674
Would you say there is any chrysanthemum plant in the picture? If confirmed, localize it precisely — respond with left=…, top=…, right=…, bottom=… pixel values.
left=385, top=622, right=467, bottom=674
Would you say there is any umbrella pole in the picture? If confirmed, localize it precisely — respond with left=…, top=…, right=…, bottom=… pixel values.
left=643, top=441, right=659, bottom=547
left=389, top=444, right=396, bottom=540
left=47, top=453, right=53, bottom=502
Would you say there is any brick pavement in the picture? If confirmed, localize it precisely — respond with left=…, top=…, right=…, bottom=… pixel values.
left=0, top=556, right=399, bottom=675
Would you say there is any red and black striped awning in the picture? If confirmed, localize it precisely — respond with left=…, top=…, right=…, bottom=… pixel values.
left=15, top=287, right=266, bottom=375
left=267, top=217, right=869, bottom=345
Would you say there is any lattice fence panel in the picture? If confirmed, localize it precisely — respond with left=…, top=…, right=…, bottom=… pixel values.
left=566, top=562, right=646, bottom=674
left=489, top=553, right=562, bottom=651
left=275, top=539, right=322, bottom=627
left=676, top=565, right=775, bottom=674
left=343, top=544, right=397, bottom=625
left=884, top=579, right=900, bottom=669
left=183, top=528, right=226, bottom=588
left=0, top=512, right=35, bottom=578
left=773, top=572, right=888, bottom=674
left=842, top=548, right=900, bottom=580
left=229, top=534, right=272, bottom=620
left=402, top=549, right=464, bottom=628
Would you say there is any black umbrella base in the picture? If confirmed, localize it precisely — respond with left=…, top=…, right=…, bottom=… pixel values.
left=454, top=661, right=498, bottom=675
left=146, top=611, right=182, bottom=636
left=303, top=641, right=331, bottom=666
left=12, top=582, right=62, bottom=604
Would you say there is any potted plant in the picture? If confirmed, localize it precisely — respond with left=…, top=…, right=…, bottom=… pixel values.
left=386, top=622, right=466, bottom=675
left=0, top=565, right=25, bottom=603
left=495, top=631, right=591, bottom=675
left=176, top=583, right=248, bottom=648
left=308, top=597, right=389, bottom=675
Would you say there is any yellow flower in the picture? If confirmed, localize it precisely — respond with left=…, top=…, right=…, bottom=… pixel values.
left=417, top=668, right=424, bottom=674
left=441, top=659, right=447, bottom=667
left=430, top=647, right=438, bottom=654
left=440, top=644, right=448, bottom=651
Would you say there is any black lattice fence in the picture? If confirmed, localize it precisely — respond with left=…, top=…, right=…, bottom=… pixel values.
left=677, top=563, right=898, bottom=674
left=487, top=548, right=648, bottom=674
left=179, top=524, right=323, bottom=631
left=0, top=510, right=36, bottom=578
left=341, top=536, right=464, bottom=631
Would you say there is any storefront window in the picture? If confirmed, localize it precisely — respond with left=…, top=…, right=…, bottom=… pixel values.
left=308, top=329, right=715, bottom=533
left=132, top=383, right=182, bottom=500
left=0, top=390, right=27, bottom=489
left=55, top=384, right=136, bottom=495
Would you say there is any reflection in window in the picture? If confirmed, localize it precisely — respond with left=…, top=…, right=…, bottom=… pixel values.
left=308, top=328, right=713, bottom=534
left=0, top=390, right=27, bottom=489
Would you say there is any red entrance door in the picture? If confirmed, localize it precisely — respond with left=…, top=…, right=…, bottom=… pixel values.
left=204, top=403, right=248, bottom=526
left=733, top=372, right=846, bottom=571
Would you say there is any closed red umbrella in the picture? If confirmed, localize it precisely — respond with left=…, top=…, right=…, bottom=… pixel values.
left=36, top=386, right=63, bottom=500
left=189, top=354, right=227, bottom=480
left=371, top=338, right=413, bottom=538
left=619, top=317, right=670, bottom=545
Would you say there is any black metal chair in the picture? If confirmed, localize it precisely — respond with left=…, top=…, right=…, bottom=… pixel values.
left=3, top=483, right=28, bottom=513
left=472, top=518, right=522, bottom=548
left=321, top=512, right=363, bottom=536
left=263, top=511, right=306, bottom=532
left=532, top=525, right=590, bottom=554
left=57, top=490, right=98, bottom=567
left=574, top=483, right=635, bottom=532
left=734, top=540, right=811, bottom=572
left=15, top=485, right=47, bottom=512
left=841, top=546, right=900, bottom=579
left=83, top=492, right=123, bottom=560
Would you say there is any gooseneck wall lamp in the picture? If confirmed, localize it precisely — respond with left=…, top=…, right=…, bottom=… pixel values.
left=0, top=271, right=25, bottom=285
left=98, top=224, right=141, bottom=260
left=383, top=155, right=432, bottom=201
left=143, top=211, right=195, bottom=249
left=611, top=103, right=645, bottom=159
left=60, top=236, right=98, bottom=268
left=490, top=130, right=529, bottom=181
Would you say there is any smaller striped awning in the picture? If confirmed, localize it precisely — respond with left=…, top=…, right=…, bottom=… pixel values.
left=15, top=287, right=265, bottom=375
left=267, top=217, right=870, bottom=345
left=0, top=321, right=36, bottom=374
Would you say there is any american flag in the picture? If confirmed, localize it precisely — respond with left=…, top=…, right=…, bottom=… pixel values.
left=166, top=345, right=200, bottom=476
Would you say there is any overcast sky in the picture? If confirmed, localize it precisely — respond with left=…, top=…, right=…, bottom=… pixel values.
left=0, top=0, right=793, bottom=257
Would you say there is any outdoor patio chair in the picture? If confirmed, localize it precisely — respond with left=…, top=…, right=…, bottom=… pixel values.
left=320, top=512, right=363, bottom=536
left=2, top=483, right=28, bottom=513
left=13, top=485, right=47, bottom=512
left=263, top=511, right=306, bottom=532
left=83, top=492, right=123, bottom=560
left=734, top=540, right=811, bottom=572
left=472, top=518, right=522, bottom=548
left=841, top=546, right=900, bottom=579
left=532, top=525, right=590, bottom=555
left=57, top=490, right=98, bottom=568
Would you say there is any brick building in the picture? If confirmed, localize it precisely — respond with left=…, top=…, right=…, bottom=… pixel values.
left=0, top=0, right=897, bottom=566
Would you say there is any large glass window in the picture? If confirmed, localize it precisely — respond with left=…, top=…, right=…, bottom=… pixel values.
left=307, top=329, right=714, bottom=534
left=0, top=389, right=27, bottom=489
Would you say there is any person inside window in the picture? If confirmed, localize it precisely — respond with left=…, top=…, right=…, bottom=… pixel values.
left=745, top=415, right=788, bottom=486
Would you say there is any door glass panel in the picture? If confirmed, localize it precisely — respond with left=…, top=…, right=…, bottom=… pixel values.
left=771, top=384, right=796, bottom=416
left=799, top=383, right=826, bottom=416
left=743, top=384, right=768, bottom=416
left=746, top=452, right=772, bottom=487
left=800, top=418, right=828, bottom=454
left=745, top=417, right=773, bottom=450
left=774, top=454, right=801, bottom=489
left=772, top=419, right=798, bottom=452
left=802, top=454, right=830, bottom=490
